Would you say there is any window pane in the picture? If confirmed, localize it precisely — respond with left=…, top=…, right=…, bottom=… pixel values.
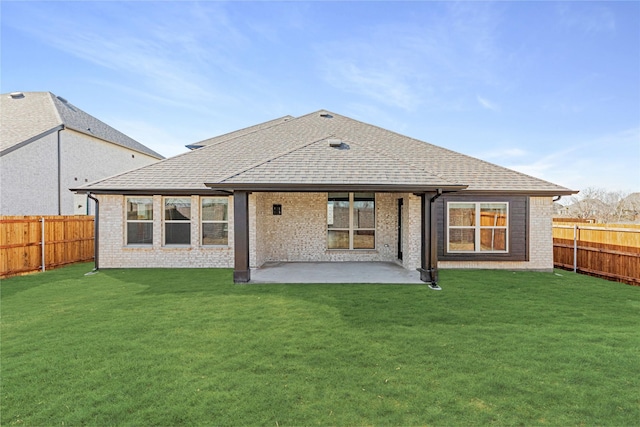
left=202, top=198, right=228, bottom=221
left=127, top=198, right=153, bottom=220
left=353, top=195, right=375, bottom=229
left=449, top=228, right=475, bottom=251
left=480, top=229, right=507, bottom=251
left=328, top=201, right=350, bottom=228
left=449, top=203, right=475, bottom=226
left=202, top=223, right=228, bottom=245
left=327, top=230, right=349, bottom=249
left=353, top=192, right=374, bottom=201
left=127, top=223, right=152, bottom=245
left=481, top=203, right=507, bottom=226
left=354, top=230, right=375, bottom=249
left=165, top=223, right=191, bottom=245
left=165, top=198, right=191, bottom=220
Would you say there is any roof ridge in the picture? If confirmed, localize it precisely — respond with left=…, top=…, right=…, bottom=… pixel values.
left=46, top=92, right=64, bottom=126
left=217, top=134, right=333, bottom=183
left=188, top=115, right=296, bottom=149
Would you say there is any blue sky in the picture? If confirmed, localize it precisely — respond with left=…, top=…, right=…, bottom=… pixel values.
left=2, top=1, right=639, bottom=195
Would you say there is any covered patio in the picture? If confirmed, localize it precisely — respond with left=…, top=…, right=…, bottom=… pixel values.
left=250, top=261, right=424, bottom=284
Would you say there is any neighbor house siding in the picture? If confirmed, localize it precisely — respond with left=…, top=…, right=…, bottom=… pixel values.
left=0, top=132, right=59, bottom=215
left=438, top=196, right=554, bottom=271
left=0, top=129, right=159, bottom=216
left=61, top=129, right=159, bottom=215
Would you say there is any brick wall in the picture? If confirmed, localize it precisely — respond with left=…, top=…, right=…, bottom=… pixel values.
left=97, top=193, right=554, bottom=272
left=253, top=192, right=399, bottom=265
left=98, top=194, right=234, bottom=268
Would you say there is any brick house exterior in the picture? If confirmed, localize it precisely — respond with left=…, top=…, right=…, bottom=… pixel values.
left=75, top=111, right=574, bottom=285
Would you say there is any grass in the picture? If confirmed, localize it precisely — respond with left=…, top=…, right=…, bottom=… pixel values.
left=1, top=264, right=639, bottom=426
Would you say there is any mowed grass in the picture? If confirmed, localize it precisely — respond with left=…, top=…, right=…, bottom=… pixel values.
left=2, top=264, right=639, bottom=426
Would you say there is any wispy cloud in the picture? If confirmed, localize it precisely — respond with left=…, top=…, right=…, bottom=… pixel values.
left=316, top=3, right=506, bottom=111
left=477, top=95, right=500, bottom=111
left=555, top=3, right=616, bottom=34
left=6, top=2, right=247, bottom=104
left=505, top=128, right=640, bottom=191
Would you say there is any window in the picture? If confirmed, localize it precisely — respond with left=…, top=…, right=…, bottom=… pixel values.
left=126, top=197, right=153, bottom=245
left=164, top=197, right=191, bottom=245
left=448, top=202, right=508, bottom=252
left=201, top=197, right=228, bottom=245
left=327, top=192, right=375, bottom=249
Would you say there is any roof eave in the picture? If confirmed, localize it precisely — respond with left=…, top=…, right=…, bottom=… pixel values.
left=458, top=189, right=579, bottom=197
left=204, top=182, right=469, bottom=193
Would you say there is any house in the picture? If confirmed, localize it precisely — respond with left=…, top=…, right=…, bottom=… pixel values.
left=0, top=91, right=164, bottom=216
left=73, top=110, right=575, bottom=285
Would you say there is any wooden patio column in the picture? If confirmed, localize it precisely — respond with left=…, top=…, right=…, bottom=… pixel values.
left=233, top=191, right=250, bottom=283
left=419, top=190, right=442, bottom=289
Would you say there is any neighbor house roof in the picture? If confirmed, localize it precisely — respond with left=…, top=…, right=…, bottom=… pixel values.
left=76, top=110, right=575, bottom=195
left=0, top=91, right=164, bottom=159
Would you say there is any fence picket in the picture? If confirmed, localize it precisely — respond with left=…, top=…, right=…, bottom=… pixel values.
left=0, top=215, right=94, bottom=278
left=553, top=221, right=640, bottom=285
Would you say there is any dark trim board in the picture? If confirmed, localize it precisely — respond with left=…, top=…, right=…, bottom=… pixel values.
left=436, top=194, right=530, bottom=262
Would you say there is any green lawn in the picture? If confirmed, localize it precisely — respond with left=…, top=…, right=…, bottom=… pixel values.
left=2, top=264, right=639, bottom=426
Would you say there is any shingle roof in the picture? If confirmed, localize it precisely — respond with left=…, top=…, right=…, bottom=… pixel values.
left=1, top=92, right=164, bottom=159
left=186, top=115, right=294, bottom=149
left=77, top=110, right=575, bottom=195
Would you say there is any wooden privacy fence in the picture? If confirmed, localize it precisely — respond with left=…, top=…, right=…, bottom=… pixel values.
left=0, top=215, right=94, bottom=278
left=553, top=222, right=640, bottom=286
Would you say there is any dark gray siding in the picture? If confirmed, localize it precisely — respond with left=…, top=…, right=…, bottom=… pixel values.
left=436, top=195, right=529, bottom=262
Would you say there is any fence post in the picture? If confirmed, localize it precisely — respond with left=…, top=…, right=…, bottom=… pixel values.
left=573, top=224, right=578, bottom=273
left=41, top=217, right=46, bottom=272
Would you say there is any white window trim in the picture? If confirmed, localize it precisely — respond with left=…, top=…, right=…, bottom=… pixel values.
left=328, top=192, right=376, bottom=250
left=200, top=196, right=229, bottom=247
left=125, top=196, right=153, bottom=246
left=447, top=202, right=509, bottom=253
left=163, top=196, right=192, bottom=246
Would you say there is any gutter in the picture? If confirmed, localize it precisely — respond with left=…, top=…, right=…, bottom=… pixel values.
left=87, top=193, right=99, bottom=273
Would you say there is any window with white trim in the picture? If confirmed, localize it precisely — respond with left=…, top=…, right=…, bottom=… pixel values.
left=448, top=202, right=508, bottom=252
left=126, top=197, right=153, bottom=245
left=327, top=192, right=375, bottom=249
left=164, top=197, right=191, bottom=245
left=201, top=197, right=228, bottom=246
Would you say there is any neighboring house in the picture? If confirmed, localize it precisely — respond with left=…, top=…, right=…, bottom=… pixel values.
left=0, top=91, right=164, bottom=216
left=74, top=110, right=575, bottom=285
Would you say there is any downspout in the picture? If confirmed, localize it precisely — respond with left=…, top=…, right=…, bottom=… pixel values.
left=87, top=193, right=99, bottom=273
left=57, top=128, right=63, bottom=215
left=428, top=189, right=443, bottom=290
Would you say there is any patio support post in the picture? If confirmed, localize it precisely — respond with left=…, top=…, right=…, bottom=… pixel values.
left=233, top=191, right=251, bottom=283
left=419, top=190, right=442, bottom=289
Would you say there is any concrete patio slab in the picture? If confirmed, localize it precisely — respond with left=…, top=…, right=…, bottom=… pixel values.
left=250, top=261, right=424, bottom=284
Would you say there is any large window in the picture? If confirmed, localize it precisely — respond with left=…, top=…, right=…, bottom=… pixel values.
left=327, top=192, right=375, bottom=249
left=164, top=197, right=191, bottom=245
left=126, top=197, right=153, bottom=245
left=448, top=202, right=508, bottom=253
left=201, top=197, right=228, bottom=246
